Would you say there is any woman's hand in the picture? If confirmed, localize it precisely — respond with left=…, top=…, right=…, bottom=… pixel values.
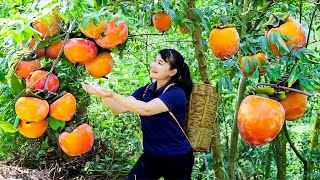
left=82, top=83, right=115, bottom=98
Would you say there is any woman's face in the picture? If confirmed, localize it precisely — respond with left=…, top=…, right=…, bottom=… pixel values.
left=150, top=54, right=177, bottom=81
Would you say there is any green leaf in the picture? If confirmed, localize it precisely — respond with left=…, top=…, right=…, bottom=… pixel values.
left=0, top=121, right=18, bottom=133
left=299, top=76, right=314, bottom=91
left=269, top=32, right=278, bottom=44
left=178, top=1, right=188, bottom=12
left=293, top=50, right=302, bottom=59
left=252, top=57, right=259, bottom=69
left=221, top=76, right=233, bottom=91
left=161, top=0, right=173, bottom=11
left=0, top=68, right=7, bottom=84
left=269, top=68, right=282, bottom=81
left=217, top=78, right=223, bottom=92
left=120, top=4, right=128, bottom=15
left=193, top=8, right=203, bottom=22
left=288, top=66, right=299, bottom=87
left=48, top=116, right=65, bottom=131
left=13, top=116, right=20, bottom=128
left=244, top=58, right=252, bottom=75
left=81, top=17, right=91, bottom=31
left=202, top=17, right=211, bottom=32
left=84, top=0, right=95, bottom=7
left=37, top=0, right=51, bottom=9
left=276, top=33, right=290, bottom=54
left=10, top=75, right=25, bottom=94
left=258, top=36, right=268, bottom=51
left=224, top=59, right=234, bottom=69
left=252, top=69, right=259, bottom=79
left=167, top=9, right=176, bottom=20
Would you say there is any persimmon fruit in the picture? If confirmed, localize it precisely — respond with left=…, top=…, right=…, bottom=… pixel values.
left=26, top=70, right=59, bottom=93
left=18, top=119, right=48, bottom=138
left=265, top=16, right=306, bottom=57
left=58, top=123, right=94, bottom=156
left=49, top=93, right=76, bottom=121
left=280, top=92, right=307, bottom=121
left=178, top=25, right=190, bottom=34
left=64, top=38, right=98, bottom=64
left=237, top=95, right=285, bottom=146
left=94, top=19, right=128, bottom=49
left=209, top=27, right=240, bottom=59
left=46, top=40, right=63, bottom=59
left=85, top=52, right=113, bottom=78
left=152, top=12, right=172, bottom=32
left=14, top=60, right=41, bottom=79
left=32, top=13, right=61, bottom=37
left=29, top=38, right=45, bottom=58
left=15, top=97, right=49, bottom=122
left=240, top=53, right=268, bottom=76
left=80, top=19, right=108, bottom=38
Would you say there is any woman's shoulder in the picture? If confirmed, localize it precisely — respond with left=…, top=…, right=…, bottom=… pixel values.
left=164, top=84, right=186, bottom=95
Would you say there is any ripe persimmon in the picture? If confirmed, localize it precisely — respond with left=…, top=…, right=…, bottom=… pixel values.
left=238, top=95, right=285, bottom=146
left=240, top=53, right=268, bottom=76
left=46, top=40, right=63, bottom=59
left=85, top=52, right=113, bottom=78
left=64, top=38, right=98, bottom=64
left=80, top=19, right=108, bottom=38
left=15, top=97, right=49, bottom=122
left=26, top=70, right=59, bottom=93
left=18, top=119, right=48, bottom=138
left=152, top=12, right=172, bottom=32
left=178, top=25, right=190, bottom=34
left=265, top=16, right=306, bottom=57
left=29, top=38, right=45, bottom=58
left=280, top=92, right=307, bottom=121
left=58, top=123, right=94, bottom=156
left=49, top=93, right=76, bottom=121
left=209, top=27, right=240, bottom=59
left=32, top=13, right=61, bottom=37
left=14, top=60, right=41, bottom=79
left=94, top=19, right=128, bottom=49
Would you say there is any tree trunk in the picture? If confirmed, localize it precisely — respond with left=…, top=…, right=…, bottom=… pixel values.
left=273, top=129, right=286, bottom=180
left=265, top=144, right=272, bottom=180
left=227, top=77, right=247, bottom=179
left=227, top=0, right=250, bottom=179
left=187, top=1, right=224, bottom=179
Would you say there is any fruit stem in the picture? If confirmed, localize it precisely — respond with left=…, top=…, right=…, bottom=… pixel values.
left=256, top=82, right=314, bottom=97
left=271, top=13, right=279, bottom=22
left=43, top=19, right=76, bottom=93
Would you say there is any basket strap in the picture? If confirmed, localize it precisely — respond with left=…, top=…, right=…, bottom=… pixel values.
left=168, top=111, right=191, bottom=146
left=142, top=83, right=152, bottom=99
left=162, top=83, right=191, bottom=146
left=143, top=82, right=192, bottom=146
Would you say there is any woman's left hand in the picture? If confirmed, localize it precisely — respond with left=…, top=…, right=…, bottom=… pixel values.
left=82, top=83, right=115, bottom=98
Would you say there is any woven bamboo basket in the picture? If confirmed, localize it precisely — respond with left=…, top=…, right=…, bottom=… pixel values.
left=186, top=83, right=219, bottom=152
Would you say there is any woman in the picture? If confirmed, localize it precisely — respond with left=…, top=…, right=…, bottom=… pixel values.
left=82, top=48, right=194, bottom=179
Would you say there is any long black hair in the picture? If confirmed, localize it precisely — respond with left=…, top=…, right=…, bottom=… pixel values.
left=158, top=49, right=193, bottom=96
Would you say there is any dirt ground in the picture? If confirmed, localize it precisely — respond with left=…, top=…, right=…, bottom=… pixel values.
left=0, top=163, right=50, bottom=180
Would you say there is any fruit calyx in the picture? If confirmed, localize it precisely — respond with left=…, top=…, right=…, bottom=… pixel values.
left=263, top=12, right=290, bottom=30
left=213, top=23, right=235, bottom=29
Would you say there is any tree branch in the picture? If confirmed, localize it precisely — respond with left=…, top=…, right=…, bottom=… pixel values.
left=306, top=0, right=320, bottom=47
left=284, top=122, right=308, bottom=180
left=256, top=82, right=314, bottom=97
left=42, top=19, right=76, bottom=94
